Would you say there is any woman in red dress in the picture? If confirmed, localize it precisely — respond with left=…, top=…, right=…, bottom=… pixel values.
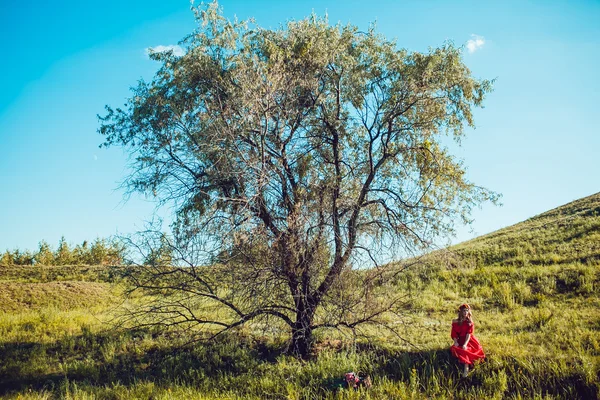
left=450, top=303, right=485, bottom=377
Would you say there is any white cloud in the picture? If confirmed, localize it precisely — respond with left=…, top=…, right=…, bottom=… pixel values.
left=466, top=35, right=485, bottom=54
left=146, top=45, right=185, bottom=57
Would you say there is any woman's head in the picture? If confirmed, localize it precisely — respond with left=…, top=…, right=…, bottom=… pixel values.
left=457, top=303, right=472, bottom=322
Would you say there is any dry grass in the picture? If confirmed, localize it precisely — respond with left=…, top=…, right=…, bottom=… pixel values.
left=0, top=281, right=113, bottom=312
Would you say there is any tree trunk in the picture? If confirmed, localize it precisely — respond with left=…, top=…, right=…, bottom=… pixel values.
left=289, top=304, right=315, bottom=359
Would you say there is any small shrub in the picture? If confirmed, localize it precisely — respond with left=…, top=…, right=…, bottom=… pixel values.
left=512, top=281, right=532, bottom=305
left=493, top=281, right=516, bottom=309
left=530, top=275, right=556, bottom=295
left=529, top=307, right=554, bottom=331
left=482, top=369, right=508, bottom=399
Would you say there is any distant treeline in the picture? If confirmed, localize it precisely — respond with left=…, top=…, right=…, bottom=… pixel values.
left=0, top=237, right=125, bottom=266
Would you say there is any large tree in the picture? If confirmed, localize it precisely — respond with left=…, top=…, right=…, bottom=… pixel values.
left=99, top=2, right=497, bottom=358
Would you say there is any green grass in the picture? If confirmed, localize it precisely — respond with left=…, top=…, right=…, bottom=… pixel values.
left=1, top=193, right=599, bottom=399
left=449, top=192, right=600, bottom=268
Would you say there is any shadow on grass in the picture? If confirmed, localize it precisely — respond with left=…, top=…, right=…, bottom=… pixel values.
left=0, top=329, right=285, bottom=396
left=361, top=345, right=467, bottom=381
left=0, top=334, right=597, bottom=399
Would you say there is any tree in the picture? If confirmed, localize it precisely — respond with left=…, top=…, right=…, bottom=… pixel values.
left=89, top=238, right=125, bottom=265
left=73, top=240, right=92, bottom=265
left=34, top=240, right=54, bottom=265
left=142, top=233, right=174, bottom=266
left=99, top=2, right=498, bottom=358
left=54, top=236, right=73, bottom=265
left=0, top=250, right=15, bottom=266
left=14, top=249, right=34, bottom=265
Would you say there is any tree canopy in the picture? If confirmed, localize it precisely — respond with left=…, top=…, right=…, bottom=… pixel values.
left=99, top=2, right=498, bottom=358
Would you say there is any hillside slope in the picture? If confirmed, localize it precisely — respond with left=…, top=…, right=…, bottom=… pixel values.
left=382, top=192, right=600, bottom=398
left=450, top=191, right=600, bottom=268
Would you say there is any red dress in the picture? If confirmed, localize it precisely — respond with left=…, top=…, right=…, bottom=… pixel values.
left=450, top=320, right=485, bottom=365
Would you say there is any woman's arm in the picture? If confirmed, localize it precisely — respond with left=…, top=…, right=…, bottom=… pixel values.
left=462, top=333, right=470, bottom=349
left=451, top=321, right=459, bottom=346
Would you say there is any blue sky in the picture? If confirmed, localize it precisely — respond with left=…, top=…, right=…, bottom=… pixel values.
left=1, top=0, right=599, bottom=253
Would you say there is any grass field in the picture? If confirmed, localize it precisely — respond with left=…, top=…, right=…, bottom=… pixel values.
left=1, top=193, right=599, bottom=399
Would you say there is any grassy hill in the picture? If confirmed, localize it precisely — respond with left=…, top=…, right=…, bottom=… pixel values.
left=0, top=193, right=598, bottom=399
left=452, top=191, right=600, bottom=267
